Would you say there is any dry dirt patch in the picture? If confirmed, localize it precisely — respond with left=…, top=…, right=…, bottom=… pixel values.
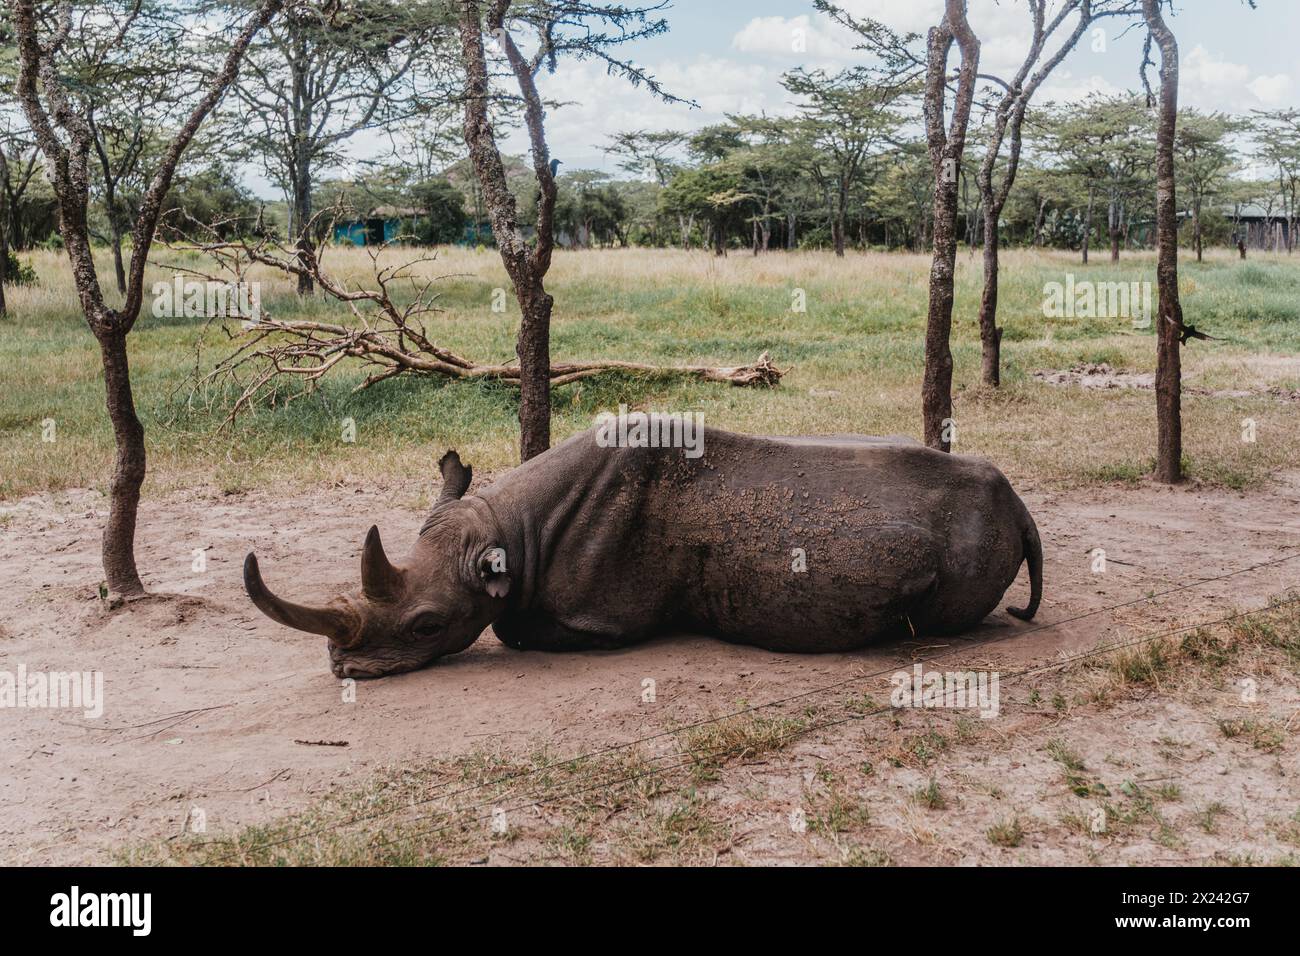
left=1034, top=362, right=1300, bottom=402
left=1, top=473, right=1298, bottom=864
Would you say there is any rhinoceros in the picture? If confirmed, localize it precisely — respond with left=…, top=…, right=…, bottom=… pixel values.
left=244, top=424, right=1042, bottom=678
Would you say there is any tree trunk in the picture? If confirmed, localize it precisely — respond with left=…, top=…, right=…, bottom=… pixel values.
left=516, top=286, right=552, bottom=462
left=110, top=223, right=127, bottom=295
left=1033, top=196, right=1046, bottom=246
left=921, top=1, right=979, bottom=452
left=1144, top=0, right=1183, bottom=485
left=1082, top=188, right=1094, bottom=264
left=1108, top=204, right=1121, bottom=261
left=1193, top=198, right=1202, bottom=262
left=0, top=162, right=8, bottom=316
left=0, top=225, right=8, bottom=317
left=833, top=180, right=847, bottom=257
left=923, top=189, right=960, bottom=451
left=977, top=203, right=1002, bottom=387
left=458, top=0, right=559, bottom=461
left=293, top=164, right=314, bottom=296
left=101, top=170, right=128, bottom=295
left=97, top=328, right=147, bottom=596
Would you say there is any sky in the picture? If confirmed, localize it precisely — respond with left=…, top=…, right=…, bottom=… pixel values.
left=259, top=0, right=1300, bottom=197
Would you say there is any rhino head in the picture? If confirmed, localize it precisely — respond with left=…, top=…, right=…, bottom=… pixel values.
left=243, top=451, right=511, bottom=678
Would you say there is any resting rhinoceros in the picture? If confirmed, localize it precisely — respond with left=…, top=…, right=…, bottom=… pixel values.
left=244, top=424, right=1042, bottom=678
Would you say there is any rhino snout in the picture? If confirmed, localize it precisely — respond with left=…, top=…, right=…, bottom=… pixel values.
left=329, top=643, right=435, bottom=679
left=333, top=660, right=382, bottom=679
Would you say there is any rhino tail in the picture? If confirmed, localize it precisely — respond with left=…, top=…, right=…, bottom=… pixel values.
left=1006, top=513, right=1042, bottom=622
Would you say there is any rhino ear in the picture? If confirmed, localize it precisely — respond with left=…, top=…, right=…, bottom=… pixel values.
left=438, top=450, right=473, bottom=503
left=477, top=546, right=511, bottom=599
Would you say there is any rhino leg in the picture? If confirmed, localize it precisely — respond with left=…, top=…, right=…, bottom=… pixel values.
left=494, top=611, right=646, bottom=652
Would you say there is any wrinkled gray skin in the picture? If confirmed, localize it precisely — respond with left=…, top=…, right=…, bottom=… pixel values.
left=245, top=425, right=1043, bottom=678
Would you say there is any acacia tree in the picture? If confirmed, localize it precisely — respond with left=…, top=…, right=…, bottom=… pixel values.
left=0, top=121, right=40, bottom=315
left=0, top=118, right=46, bottom=259
left=605, top=128, right=691, bottom=245
left=814, top=0, right=976, bottom=450
left=1176, top=109, right=1241, bottom=262
left=12, top=0, right=280, bottom=596
left=381, top=109, right=464, bottom=184
left=782, top=67, right=901, bottom=257
left=725, top=114, right=808, bottom=252
left=1251, top=109, right=1300, bottom=254
left=457, top=0, right=678, bottom=460
left=659, top=160, right=748, bottom=255
left=871, top=139, right=931, bottom=250
left=972, top=0, right=1120, bottom=387
left=87, top=97, right=149, bottom=294
left=682, top=124, right=747, bottom=253
left=73, top=15, right=182, bottom=295
left=1098, top=99, right=1152, bottom=261
left=235, top=0, right=450, bottom=294
left=1037, top=95, right=1150, bottom=263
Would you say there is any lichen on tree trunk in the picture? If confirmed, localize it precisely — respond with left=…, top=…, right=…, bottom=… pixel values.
left=921, top=0, right=979, bottom=452
left=1144, top=0, right=1184, bottom=484
left=98, top=329, right=146, bottom=596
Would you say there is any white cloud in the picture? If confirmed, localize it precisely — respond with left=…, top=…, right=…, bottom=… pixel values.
left=1036, top=71, right=1123, bottom=106
left=833, top=0, right=943, bottom=37
left=734, top=3, right=1094, bottom=89
left=1183, top=44, right=1250, bottom=92
left=732, top=15, right=855, bottom=60
left=1177, top=44, right=1296, bottom=112
left=516, top=56, right=791, bottom=173
left=1247, top=72, right=1294, bottom=107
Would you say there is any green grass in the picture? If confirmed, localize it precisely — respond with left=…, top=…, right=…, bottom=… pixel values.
left=2, top=245, right=1299, bottom=500
left=987, top=816, right=1025, bottom=848
left=913, top=778, right=946, bottom=810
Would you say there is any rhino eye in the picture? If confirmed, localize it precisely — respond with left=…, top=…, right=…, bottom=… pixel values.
left=409, top=614, right=444, bottom=640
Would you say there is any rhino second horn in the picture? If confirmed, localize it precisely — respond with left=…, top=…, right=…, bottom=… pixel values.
left=243, top=553, right=351, bottom=640
left=361, top=525, right=402, bottom=601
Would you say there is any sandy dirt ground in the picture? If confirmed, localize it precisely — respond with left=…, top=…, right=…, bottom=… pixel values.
left=2, top=470, right=1298, bottom=864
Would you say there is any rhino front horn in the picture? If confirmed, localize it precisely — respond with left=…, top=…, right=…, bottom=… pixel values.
left=361, top=525, right=402, bottom=601
left=243, top=553, right=352, bottom=640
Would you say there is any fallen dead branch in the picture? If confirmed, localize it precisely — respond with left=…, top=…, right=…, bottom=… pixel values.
left=162, top=207, right=783, bottom=423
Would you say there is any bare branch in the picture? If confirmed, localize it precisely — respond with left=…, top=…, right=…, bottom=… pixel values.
left=165, top=212, right=783, bottom=425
